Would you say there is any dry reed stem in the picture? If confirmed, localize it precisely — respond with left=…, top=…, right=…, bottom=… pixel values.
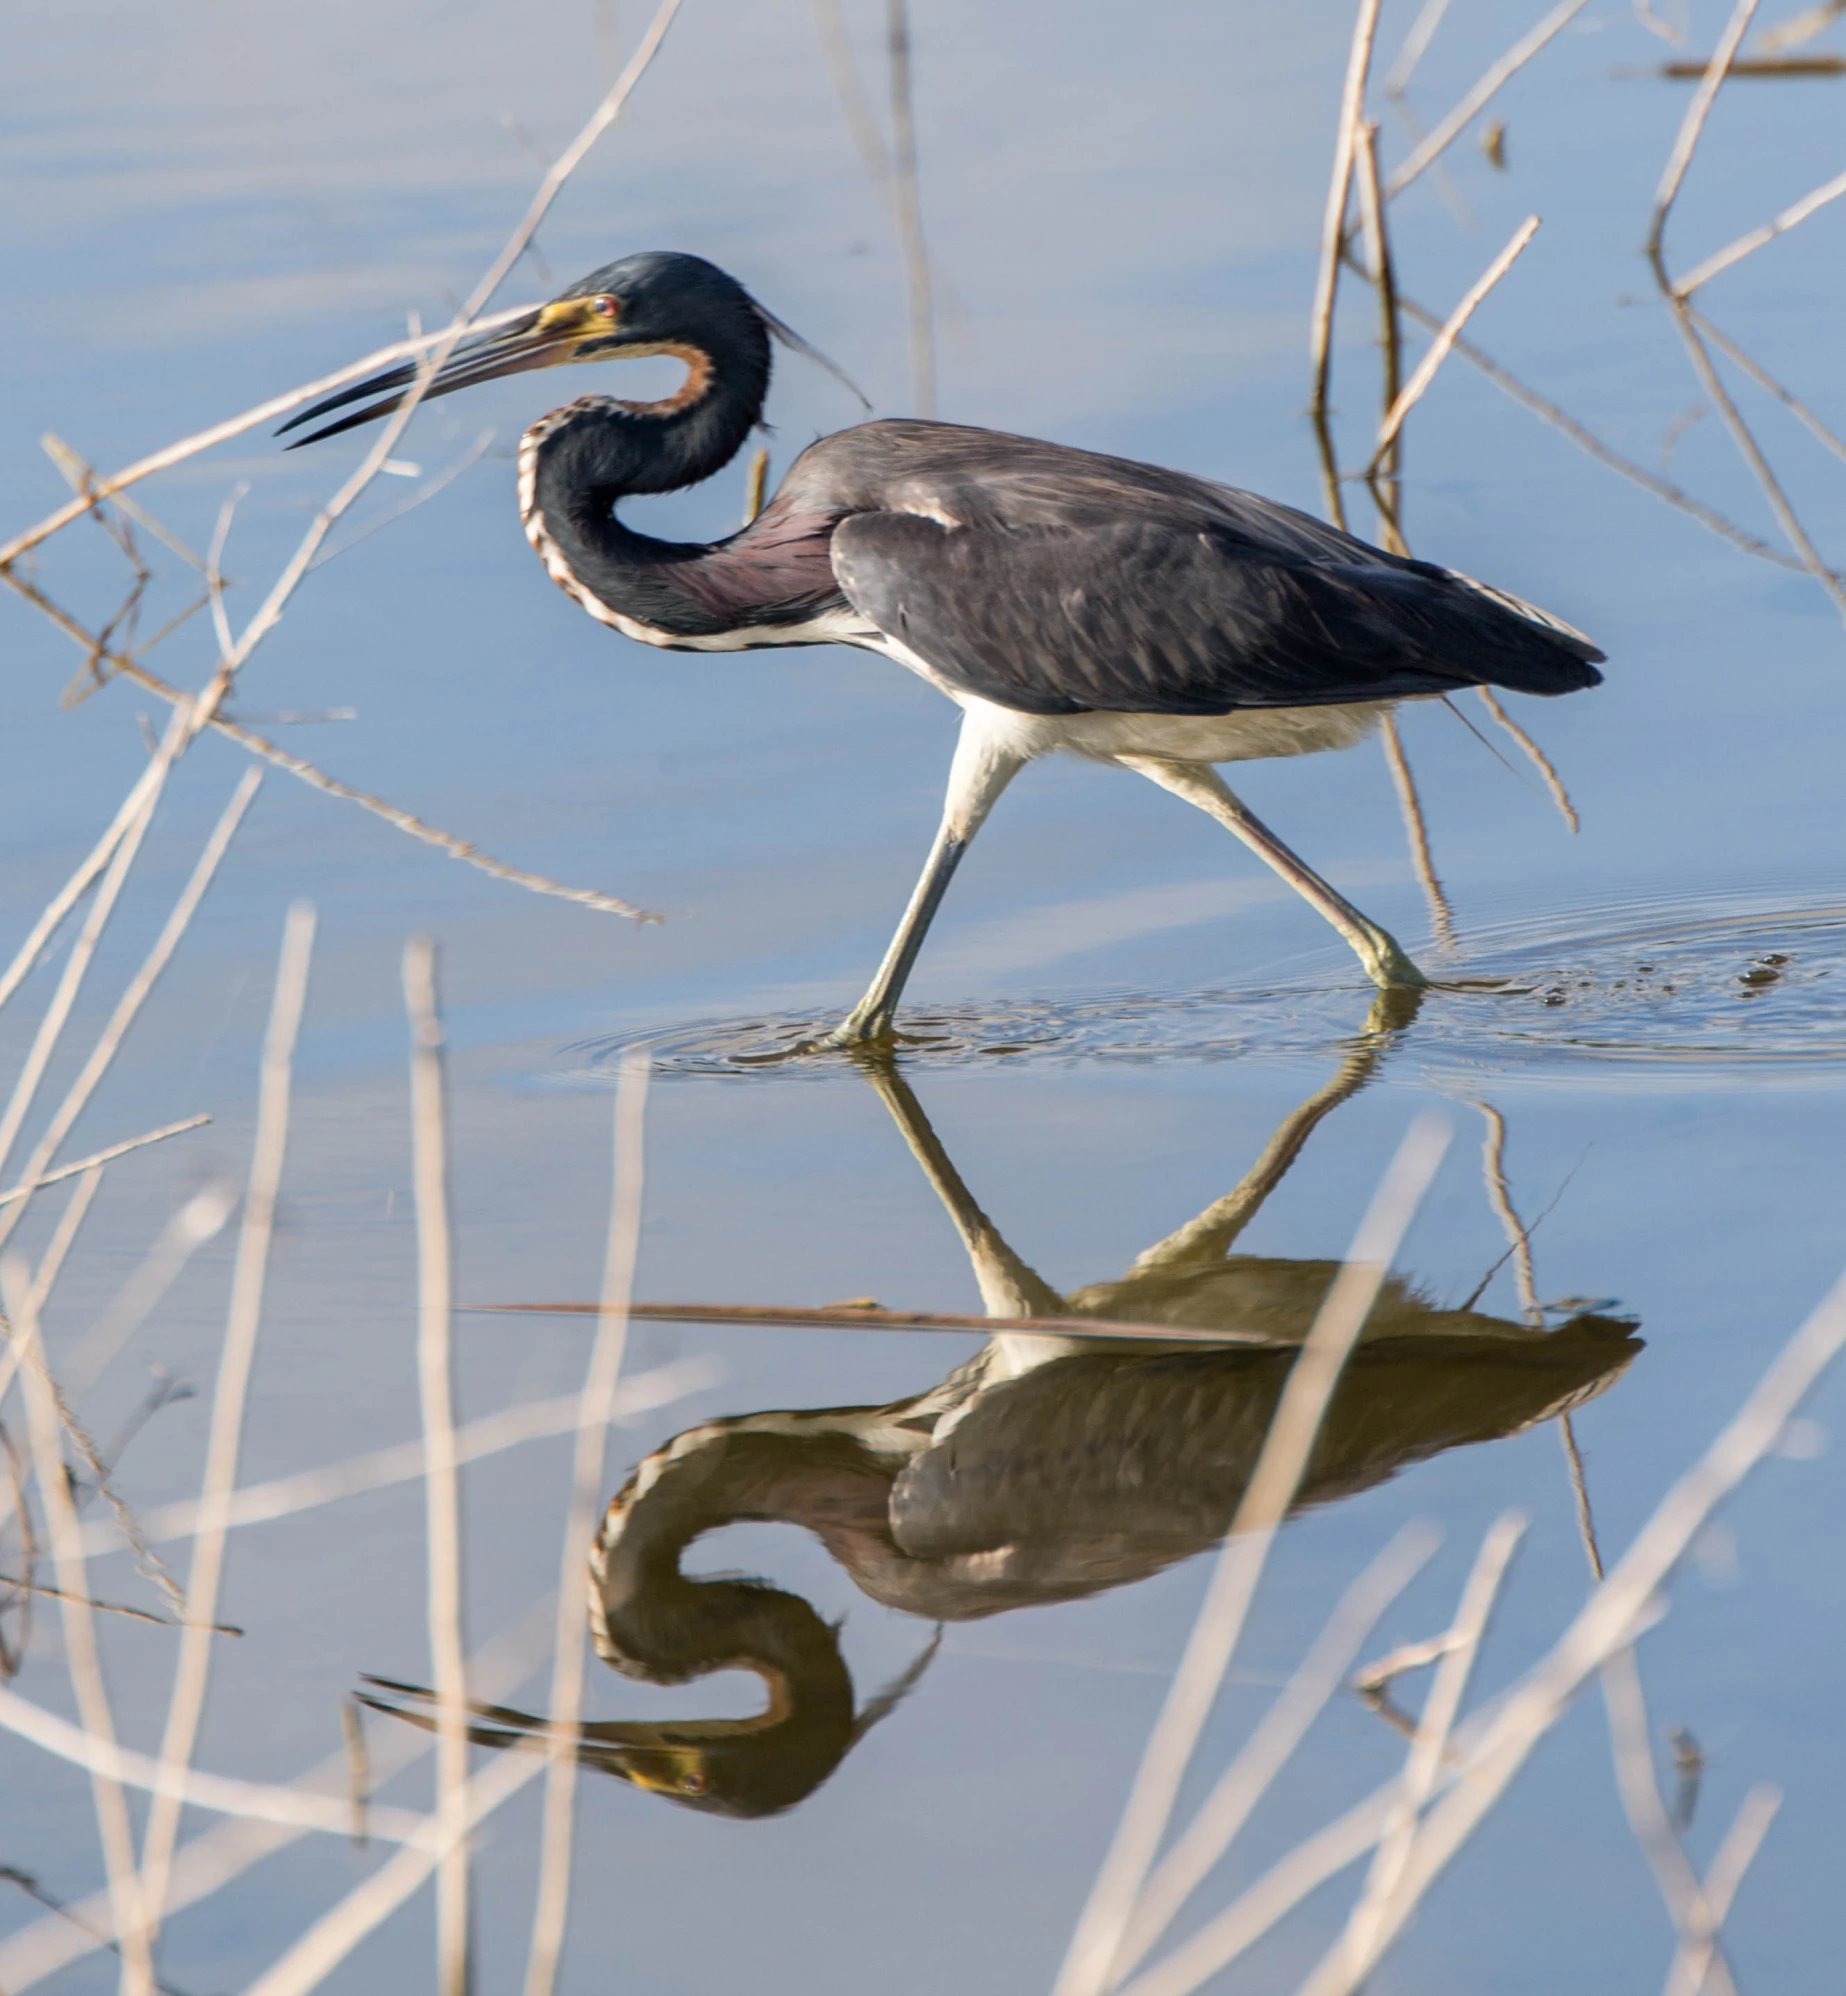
left=1475, top=1102, right=1538, bottom=1319
left=884, top=0, right=936, bottom=418
left=521, top=1048, right=650, bottom=1996
left=74, top=1356, right=715, bottom=1557
left=1370, top=217, right=1541, bottom=471
left=811, top=0, right=896, bottom=188
left=0, top=1572, right=239, bottom=1634
left=1385, top=0, right=1593, bottom=200
left=1332, top=1257, right=1846, bottom=1981
left=62, top=1181, right=237, bottom=1402
left=1647, top=0, right=1761, bottom=257
left=0, top=772, right=258, bottom=1279
left=1474, top=688, right=1580, bottom=831
left=19, top=1169, right=107, bottom=1375
left=0, top=725, right=175, bottom=1205
left=0, top=304, right=539, bottom=571
left=99, top=647, right=655, bottom=919
left=136, top=903, right=314, bottom=1958
left=471, top=1299, right=1318, bottom=1343
left=1659, top=302, right=1846, bottom=625
left=403, top=936, right=471, bottom=1996
left=0, top=750, right=175, bottom=1021
left=1688, top=308, right=1846, bottom=469
left=1354, top=122, right=1405, bottom=505
left=1561, top=1414, right=1606, bottom=1577
left=0, top=1678, right=444, bottom=1842
left=1306, top=1512, right=1526, bottom=1996
left=1601, top=1645, right=1742, bottom=1996
left=343, top=1701, right=372, bottom=1848
left=0, top=1119, right=211, bottom=1216
left=1052, top=1115, right=1452, bottom=1996
left=0, top=1595, right=564, bottom=1991
left=1376, top=714, right=1457, bottom=948
left=1674, top=163, right=1846, bottom=296
left=1111, top=1522, right=1440, bottom=1985
left=742, top=445, right=770, bottom=526
left=1660, top=1784, right=1781, bottom=1996
left=1391, top=291, right=1839, bottom=580
left=0, top=1262, right=155, bottom=1996
left=1309, top=0, right=1384, bottom=421
left=240, top=1751, right=549, bottom=1996
left=307, top=429, right=495, bottom=572
left=1382, top=0, right=1453, bottom=96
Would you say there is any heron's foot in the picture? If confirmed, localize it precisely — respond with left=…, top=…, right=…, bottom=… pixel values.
left=1357, top=928, right=1430, bottom=994
left=824, top=1006, right=900, bottom=1051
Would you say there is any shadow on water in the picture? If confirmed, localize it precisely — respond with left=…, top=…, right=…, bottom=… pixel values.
left=580, top=886, right=1846, bottom=1080
left=370, top=1042, right=1640, bottom=1816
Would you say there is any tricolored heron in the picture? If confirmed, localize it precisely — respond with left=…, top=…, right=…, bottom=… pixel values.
left=359, top=1056, right=1638, bottom=1815
left=286, top=252, right=1605, bottom=1041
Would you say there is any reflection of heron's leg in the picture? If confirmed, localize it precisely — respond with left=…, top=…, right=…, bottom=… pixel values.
left=860, top=1059, right=1065, bottom=1320
left=830, top=715, right=1027, bottom=1045
left=1114, top=754, right=1428, bottom=990
left=1125, top=1041, right=1386, bottom=1274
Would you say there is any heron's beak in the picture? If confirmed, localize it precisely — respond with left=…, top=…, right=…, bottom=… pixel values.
left=277, top=297, right=632, bottom=448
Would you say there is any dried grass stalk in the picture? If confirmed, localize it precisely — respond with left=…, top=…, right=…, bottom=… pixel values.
left=1674, top=163, right=1846, bottom=297
left=521, top=1048, right=650, bottom=1996
left=135, top=902, right=314, bottom=1957
left=0, top=1261, right=155, bottom=1996
left=1309, top=0, right=1385, bottom=420
left=403, top=936, right=471, bottom=1996
left=1052, top=1115, right=1452, bottom=1996
left=1648, top=0, right=1762, bottom=256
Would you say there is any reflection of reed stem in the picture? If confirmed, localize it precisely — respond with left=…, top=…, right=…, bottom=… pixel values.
left=1377, top=714, right=1457, bottom=950
left=1475, top=688, right=1580, bottom=832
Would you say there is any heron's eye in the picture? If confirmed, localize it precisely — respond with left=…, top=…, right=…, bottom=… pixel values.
left=590, top=295, right=619, bottom=318
left=679, top=1769, right=708, bottom=1795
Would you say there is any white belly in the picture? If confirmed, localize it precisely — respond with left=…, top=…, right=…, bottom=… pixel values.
left=864, top=632, right=1393, bottom=766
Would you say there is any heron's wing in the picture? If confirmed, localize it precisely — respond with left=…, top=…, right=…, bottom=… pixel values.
left=830, top=512, right=1602, bottom=717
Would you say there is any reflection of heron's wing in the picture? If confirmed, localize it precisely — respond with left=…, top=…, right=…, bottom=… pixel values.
left=886, top=1316, right=1641, bottom=1607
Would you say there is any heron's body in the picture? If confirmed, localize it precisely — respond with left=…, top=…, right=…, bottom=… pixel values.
left=288, top=252, right=1606, bottom=1034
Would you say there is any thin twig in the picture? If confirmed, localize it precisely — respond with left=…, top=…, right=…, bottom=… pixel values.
left=136, top=903, right=314, bottom=1961
left=1370, top=217, right=1541, bottom=471
left=1052, top=1116, right=1452, bottom=1996
left=1474, top=1101, right=1539, bottom=1320
left=1647, top=0, right=1762, bottom=258
left=884, top=0, right=936, bottom=417
left=0, top=1597, right=563, bottom=1991
left=404, top=936, right=471, bottom=1996
left=0, top=1571, right=240, bottom=1634
left=1661, top=1785, right=1781, bottom=1996
left=1306, top=1513, right=1526, bottom=1995
left=1689, top=308, right=1846, bottom=469
left=1377, top=715, right=1457, bottom=949
left=1382, top=0, right=1453, bottom=96
left=0, top=1262, right=154, bottom=1996
left=1560, top=1414, right=1606, bottom=1579
left=1354, top=122, right=1406, bottom=518
left=74, top=1357, right=716, bottom=1557
left=1674, top=163, right=1846, bottom=297
left=342, top=1701, right=372, bottom=1849
left=522, top=1049, right=650, bottom=1996
left=1309, top=0, right=1385, bottom=423
left=1386, top=0, right=1594, bottom=201
left=0, top=1118, right=212, bottom=1215
left=1390, top=291, right=1841, bottom=581
left=1111, top=1523, right=1440, bottom=1984
left=1327, top=1256, right=1846, bottom=1981
left=742, top=446, right=770, bottom=525
left=1474, top=688, right=1580, bottom=831
left=0, top=772, right=257, bottom=1273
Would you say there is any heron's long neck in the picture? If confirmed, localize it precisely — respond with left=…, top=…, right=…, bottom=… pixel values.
left=520, top=353, right=767, bottom=636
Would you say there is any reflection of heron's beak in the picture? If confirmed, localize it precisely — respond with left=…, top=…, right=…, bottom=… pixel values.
left=278, top=296, right=634, bottom=447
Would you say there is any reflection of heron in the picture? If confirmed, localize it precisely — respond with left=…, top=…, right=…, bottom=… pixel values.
left=364, top=1055, right=1638, bottom=1815
left=286, top=252, right=1603, bottom=1041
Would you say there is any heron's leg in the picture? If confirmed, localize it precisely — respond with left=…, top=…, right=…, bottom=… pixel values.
left=829, top=715, right=1027, bottom=1044
left=1115, top=755, right=1427, bottom=990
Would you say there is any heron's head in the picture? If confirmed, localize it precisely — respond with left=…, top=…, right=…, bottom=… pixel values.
left=278, top=251, right=858, bottom=447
